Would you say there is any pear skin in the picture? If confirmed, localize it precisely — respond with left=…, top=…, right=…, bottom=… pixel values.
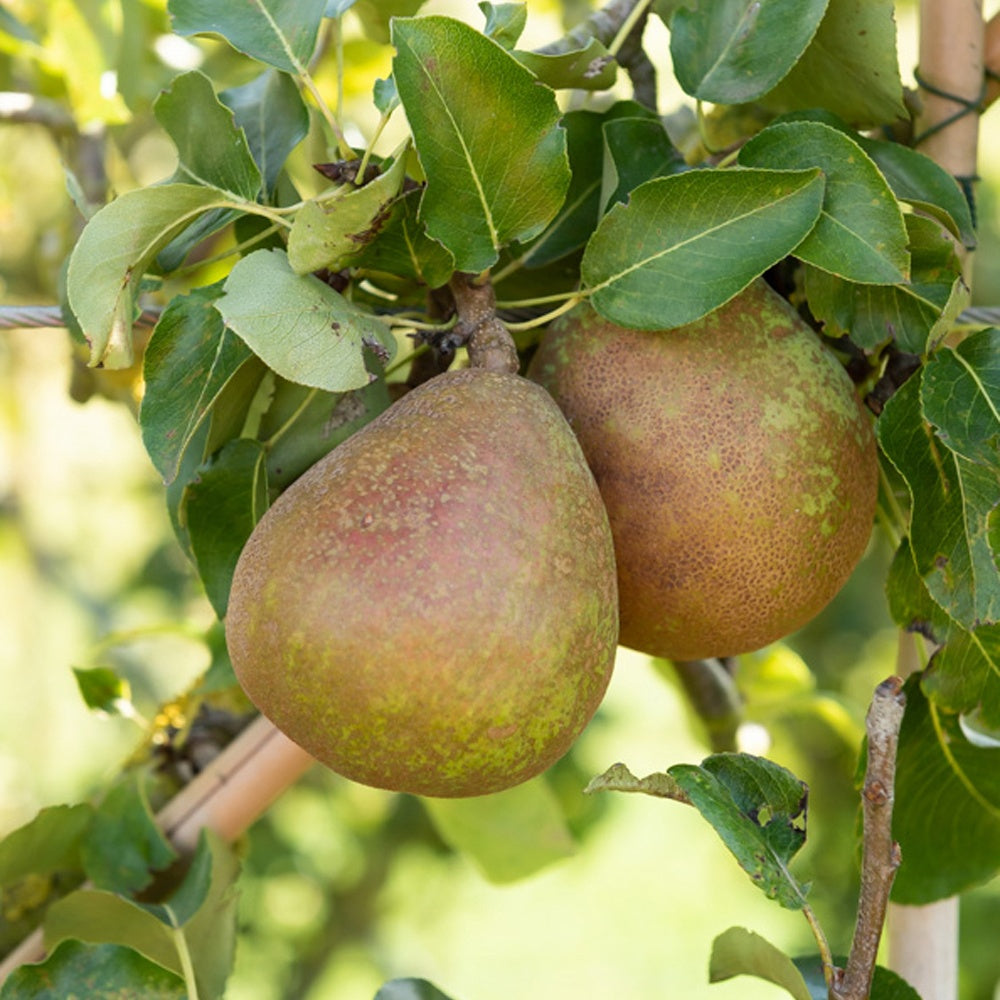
left=528, top=280, right=878, bottom=661
left=226, top=368, right=619, bottom=797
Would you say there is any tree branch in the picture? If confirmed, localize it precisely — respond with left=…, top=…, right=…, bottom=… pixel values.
left=667, top=658, right=742, bottom=752
left=831, top=676, right=907, bottom=1000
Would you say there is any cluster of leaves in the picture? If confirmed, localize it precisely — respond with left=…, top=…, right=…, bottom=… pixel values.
left=2, top=0, right=1000, bottom=997
left=0, top=781, right=239, bottom=999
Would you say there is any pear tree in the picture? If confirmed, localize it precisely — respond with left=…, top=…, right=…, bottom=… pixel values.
left=0, top=1, right=998, bottom=998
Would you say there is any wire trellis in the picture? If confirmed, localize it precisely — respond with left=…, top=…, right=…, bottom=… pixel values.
left=0, top=305, right=161, bottom=330
left=2, top=304, right=998, bottom=333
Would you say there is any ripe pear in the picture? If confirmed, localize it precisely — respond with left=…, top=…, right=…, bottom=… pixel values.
left=527, top=279, right=878, bottom=662
left=226, top=368, right=619, bottom=798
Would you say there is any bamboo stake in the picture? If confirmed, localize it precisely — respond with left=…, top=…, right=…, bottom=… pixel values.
left=0, top=716, right=315, bottom=982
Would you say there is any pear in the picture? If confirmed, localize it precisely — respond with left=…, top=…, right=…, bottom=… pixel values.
left=527, top=280, right=878, bottom=662
left=226, top=368, right=619, bottom=798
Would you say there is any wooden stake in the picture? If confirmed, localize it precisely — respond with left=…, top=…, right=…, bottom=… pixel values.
left=913, top=0, right=984, bottom=181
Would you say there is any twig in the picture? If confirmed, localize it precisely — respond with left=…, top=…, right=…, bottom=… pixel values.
left=831, top=676, right=907, bottom=1000
left=668, top=659, right=742, bottom=752
left=0, top=717, right=314, bottom=982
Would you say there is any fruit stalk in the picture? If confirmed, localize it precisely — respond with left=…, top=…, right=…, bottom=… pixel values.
left=448, top=272, right=519, bottom=374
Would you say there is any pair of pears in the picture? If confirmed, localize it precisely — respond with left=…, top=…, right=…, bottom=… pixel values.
left=226, top=280, right=878, bottom=798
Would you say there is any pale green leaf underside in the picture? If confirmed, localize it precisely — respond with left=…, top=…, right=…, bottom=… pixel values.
left=422, top=777, right=575, bottom=884
left=66, top=184, right=228, bottom=368
left=218, top=249, right=394, bottom=392
left=710, top=927, right=813, bottom=1000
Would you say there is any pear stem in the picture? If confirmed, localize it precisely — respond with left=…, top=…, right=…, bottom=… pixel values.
left=448, top=273, right=520, bottom=374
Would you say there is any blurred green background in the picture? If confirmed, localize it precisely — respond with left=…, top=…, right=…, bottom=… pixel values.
left=2, top=1, right=1000, bottom=998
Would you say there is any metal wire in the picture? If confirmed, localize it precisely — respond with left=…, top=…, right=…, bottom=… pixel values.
left=0, top=306, right=161, bottom=330
left=2, top=304, right=998, bottom=333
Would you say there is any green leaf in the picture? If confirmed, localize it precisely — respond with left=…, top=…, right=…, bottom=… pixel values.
left=72, top=666, right=133, bottom=716
left=0, top=940, right=185, bottom=1000
left=877, top=374, right=1000, bottom=628
left=142, top=831, right=242, bottom=1000
left=668, top=753, right=810, bottom=909
left=81, top=778, right=177, bottom=895
left=220, top=70, right=310, bottom=196
left=479, top=2, right=526, bottom=48
left=921, top=327, right=1000, bottom=471
left=760, top=0, right=907, bottom=127
left=517, top=104, right=655, bottom=270
left=804, top=214, right=967, bottom=354
left=140, top=287, right=253, bottom=485
left=885, top=537, right=959, bottom=646
left=374, top=979, right=460, bottom=1000
left=185, top=438, right=269, bottom=617
left=165, top=420, right=211, bottom=558
left=204, top=356, right=271, bottom=457
left=738, top=120, right=908, bottom=284
left=581, top=168, right=824, bottom=330
left=43, top=832, right=241, bottom=998
left=352, top=0, right=426, bottom=44
left=857, top=136, right=977, bottom=249
left=168, top=0, right=325, bottom=74
left=422, top=778, right=576, bottom=884
left=66, top=185, right=228, bottom=368
left=260, top=378, right=391, bottom=493
left=352, top=187, right=455, bottom=285
left=287, top=146, right=408, bottom=274
left=514, top=36, right=617, bottom=91
left=156, top=207, right=246, bottom=275
left=583, top=762, right=689, bottom=800
left=0, top=806, right=93, bottom=885
left=795, top=956, right=922, bottom=1000
left=373, top=75, right=399, bottom=115
left=44, top=890, right=181, bottom=976
left=217, top=248, right=395, bottom=391
left=670, top=0, right=828, bottom=104
left=154, top=70, right=262, bottom=200
left=600, top=116, right=685, bottom=212
left=392, top=15, right=570, bottom=272
left=709, top=927, right=812, bottom=1000
left=922, top=623, right=1000, bottom=730
left=892, top=678, right=1000, bottom=902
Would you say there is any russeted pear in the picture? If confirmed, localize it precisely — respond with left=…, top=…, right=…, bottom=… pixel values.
left=226, top=368, right=619, bottom=798
left=527, top=279, right=878, bottom=662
